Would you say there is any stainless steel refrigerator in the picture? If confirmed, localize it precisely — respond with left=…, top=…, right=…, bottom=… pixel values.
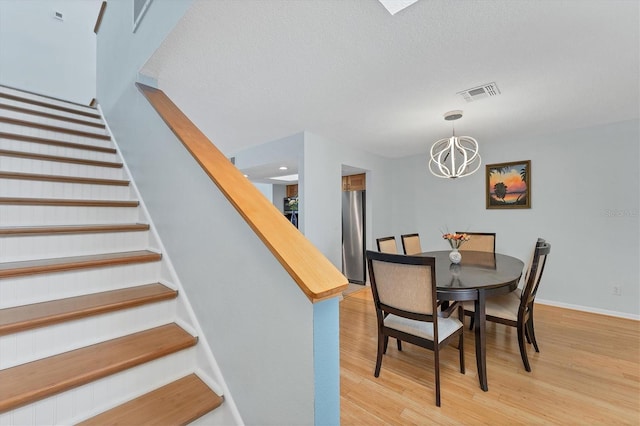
left=342, top=190, right=366, bottom=284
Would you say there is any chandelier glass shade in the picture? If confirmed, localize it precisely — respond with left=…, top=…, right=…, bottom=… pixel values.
left=428, top=111, right=481, bottom=179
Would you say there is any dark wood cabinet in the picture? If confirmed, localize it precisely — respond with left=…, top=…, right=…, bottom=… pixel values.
left=342, top=173, right=366, bottom=191
left=286, top=184, right=298, bottom=197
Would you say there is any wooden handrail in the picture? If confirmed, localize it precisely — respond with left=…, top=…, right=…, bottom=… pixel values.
left=136, top=83, right=348, bottom=302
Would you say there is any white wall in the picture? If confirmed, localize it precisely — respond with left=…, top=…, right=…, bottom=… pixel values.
left=302, top=132, right=395, bottom=268
left=0, top=0, right=100, bottom=104
left=389, top=119, right=639, bottom=317
left=253, top=182, right=273, bottom=201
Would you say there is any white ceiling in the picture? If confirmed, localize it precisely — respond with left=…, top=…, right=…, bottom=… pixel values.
left=141, top=0, right=639, bottom=181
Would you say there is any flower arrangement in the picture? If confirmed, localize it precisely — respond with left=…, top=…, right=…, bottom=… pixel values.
left=442, top=232, right=470, bottom=250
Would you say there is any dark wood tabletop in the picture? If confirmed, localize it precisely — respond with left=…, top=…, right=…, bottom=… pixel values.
left=420, top=250, right=524, bottom=299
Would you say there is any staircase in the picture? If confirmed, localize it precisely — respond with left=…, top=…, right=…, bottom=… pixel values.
left=0, top=86, right=231, bottom=424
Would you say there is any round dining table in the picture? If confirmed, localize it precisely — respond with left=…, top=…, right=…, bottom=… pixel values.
left=419, top=250, right=525, bottom=392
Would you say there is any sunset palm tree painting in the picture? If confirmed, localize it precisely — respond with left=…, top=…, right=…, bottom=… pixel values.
left=486, top=160, right=531, bottom=209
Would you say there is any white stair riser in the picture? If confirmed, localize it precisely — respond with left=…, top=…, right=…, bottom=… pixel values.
left=0, top=262, right=162, bottom=309
left=0, top=87, right=98, bottom=117
left=0, top=109, right=108, bottom=136
left=1, top=231, right=150, bottom=262
left=0, top=123, right=113, bottom=151
left=0, top=98, right=104, bottom=127
left=0, top=178, right=131, bottom=200
left=0, top=138, right=118, bottom=163
left=0, top=300, right=177, bottom=370
left=0, top=156, right=125, bottom=180
left=0, top=347, right=197, bottom=426
left=0, top=205, right=139, bottom=226
left=191, top=404, right=237, bottom=426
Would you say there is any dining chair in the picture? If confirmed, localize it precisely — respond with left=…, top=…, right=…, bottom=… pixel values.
left=376, top=236, right=398, bottom=254
left=366, top=250, right=465, bottom=406
left=465, top=239, right=551, bottom=372
left=457, top=231, right=496, bottom=253
left=401, top=233, right=422, bottom=255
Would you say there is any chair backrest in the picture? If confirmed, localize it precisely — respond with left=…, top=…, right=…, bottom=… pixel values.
left=401, top=233, right=422, bottom=255
left=457, top=232, right=496, bottom=253
left=376, top=236, right=398, bottom=254
left=366, top=250, right=438, bottom=320
left=522, top=238, right=546, bottom=284
left=520, top=240, right=550, bottom=308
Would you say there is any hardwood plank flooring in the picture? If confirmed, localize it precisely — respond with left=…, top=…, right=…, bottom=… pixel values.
left=340, top=287, right=640, bottom=425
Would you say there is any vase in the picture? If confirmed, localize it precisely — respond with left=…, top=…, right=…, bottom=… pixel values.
left=449, top=248, right=462, bottom=264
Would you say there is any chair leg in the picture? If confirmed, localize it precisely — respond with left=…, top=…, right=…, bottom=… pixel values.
left=434, top=348, right=441, bottom=407
left=375, top=332, right=386, bottom=377
left=528, top=309, right=540, bottom=352
left=469, top=314, right=474, bottom=330
left=397, top=338, right=403, bottom=351
left=458, top=307, right=465, bottom=374
left=517, top=321, right=532, bottom=372
left=527, top=318, right=540, bottom=352
left=458, top=332, right=465, bottom=374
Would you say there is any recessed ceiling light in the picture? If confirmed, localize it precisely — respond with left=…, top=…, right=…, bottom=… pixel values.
left=378, top=0, right=419, bottom=15
left=279, top=166, right=288, bottom=170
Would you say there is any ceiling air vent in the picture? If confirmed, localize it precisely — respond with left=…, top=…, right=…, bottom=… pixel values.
left=457, top=82, right=500, bottom=103
left=54, top=11, right=64, bottom=21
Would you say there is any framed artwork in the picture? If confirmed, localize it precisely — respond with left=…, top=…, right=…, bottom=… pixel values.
left=486, top=160, right=531, bottom=209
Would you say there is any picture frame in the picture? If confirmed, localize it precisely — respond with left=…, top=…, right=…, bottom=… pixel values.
left=486, top=160, right=531, bottom=209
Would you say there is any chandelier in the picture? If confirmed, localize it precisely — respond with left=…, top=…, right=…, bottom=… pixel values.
left=428, top=110, right=481, bottom=179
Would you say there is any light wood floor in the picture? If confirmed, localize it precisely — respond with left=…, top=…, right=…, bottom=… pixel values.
left=340, top=287, right=640, bottom=425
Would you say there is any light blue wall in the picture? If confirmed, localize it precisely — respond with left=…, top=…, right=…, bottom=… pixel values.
left=389, top=120, right=639, bottom=317
left=96, top=1, right=324, bottom=424
left=0, top=0, right=98, bottom=103
left=313, top=298, right=340, bottom=426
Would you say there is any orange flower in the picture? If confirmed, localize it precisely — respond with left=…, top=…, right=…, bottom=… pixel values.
left=442, top=232, right=470, bottom=248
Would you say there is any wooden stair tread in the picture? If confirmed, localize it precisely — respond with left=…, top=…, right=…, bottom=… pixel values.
left=0, top=148, right=122, bottom=168
left=0, top=103, right=106, bottom=128
left=0, top=323, right=197, bottom=413
left=0, top=250, right=162, bottom=278
left=0, top=223, right=149, bottom=236
left=0, top=116, right=110, bottom=140
left=0, top=131, right=115, bottom=153
left=78, top=374, right=223, bottom=425
left=0, top=283, right=177, bottom=336
left=0, top=197, right=139, bottom=207
left=0, top=171, right=129, bottom=186
left=0, top=91, right=101, bottom=119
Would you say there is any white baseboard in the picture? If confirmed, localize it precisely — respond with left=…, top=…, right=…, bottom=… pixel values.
left=536, top=298, right=640, bottom=321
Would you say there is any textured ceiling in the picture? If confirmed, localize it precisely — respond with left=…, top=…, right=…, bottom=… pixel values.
left=141, top=0, right=639, bottom=178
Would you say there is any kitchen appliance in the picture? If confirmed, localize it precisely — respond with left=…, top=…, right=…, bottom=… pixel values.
left=342, top=190, right=366, bottom=284
left=284, top=196, right=298, bottom=228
